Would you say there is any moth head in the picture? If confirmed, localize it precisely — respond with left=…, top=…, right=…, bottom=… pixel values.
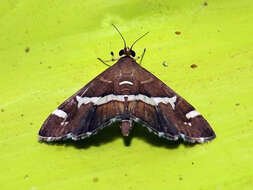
left=112, top=24, right=148, bottom=58
left=119, top=47, right=136, bottom=57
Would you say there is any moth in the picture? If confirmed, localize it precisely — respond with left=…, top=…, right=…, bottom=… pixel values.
left=39, top=25, right=216, bottom=143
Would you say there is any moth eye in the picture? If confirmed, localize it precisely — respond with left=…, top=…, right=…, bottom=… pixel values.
left=119, top=49, right=124, bottom=56
left=130, top=50, right=136, bottom=57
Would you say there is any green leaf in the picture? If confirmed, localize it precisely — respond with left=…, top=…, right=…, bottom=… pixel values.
left=1, top=0, right=253, bottom=189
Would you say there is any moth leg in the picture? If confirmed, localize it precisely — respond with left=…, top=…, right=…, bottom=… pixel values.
left=134, top=56, right=141, bottom=61
left=133, top=51, right=142, bottom=61
left=97, top=58, right=111, bottom=67
left=138, top=48, right=146, bottom=65
left=97, top=57, right=119, bottom=67
left=100, top=51, right=119, bottom=62
left=97, top=52, right=119, bottom=67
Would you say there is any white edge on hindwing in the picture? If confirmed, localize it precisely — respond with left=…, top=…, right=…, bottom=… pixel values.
left=39, top=116, right=213, bottom=143
left=38, top=116, right=180, bottom=142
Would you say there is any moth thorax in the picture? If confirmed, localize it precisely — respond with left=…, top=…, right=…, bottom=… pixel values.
left=120, top=120, right=133, bottom=136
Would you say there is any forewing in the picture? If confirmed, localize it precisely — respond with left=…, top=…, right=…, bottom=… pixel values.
left=38, top=65, right=119, bottom=142
left=39, top=99, right=95, bottom=141
left=132, top=64, right=216, bottom=143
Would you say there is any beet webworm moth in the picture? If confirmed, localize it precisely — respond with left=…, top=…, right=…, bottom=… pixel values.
left=38, top=25, right=216, bottom=144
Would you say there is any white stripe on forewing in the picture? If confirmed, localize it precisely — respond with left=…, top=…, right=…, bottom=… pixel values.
left=52, top=109, right=67, bottom=118
left=119, top=81, right=134, bottom=85
left=153, top=96, right=177, bottom=109
left=76, top=96, right=100, bottom=108
left=185, top=110, right=200, bottom=119
left=76, top=94, right=177, bottom=109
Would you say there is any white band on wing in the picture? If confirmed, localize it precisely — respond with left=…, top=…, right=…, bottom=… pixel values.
left=76, top=94, right=177, bottom=109
left=52, top=109, right=67, bottom=118
left=186, top=110, right=200, bottom=119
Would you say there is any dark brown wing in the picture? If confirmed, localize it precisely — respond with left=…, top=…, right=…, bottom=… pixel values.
left=130, top=64, right=216, bottom=143
left=38, top=64, right=121, bottom=141
left=128, top=100, right=180, bottom=141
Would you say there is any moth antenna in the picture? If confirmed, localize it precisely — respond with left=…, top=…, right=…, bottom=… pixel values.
left=112, top=24, right=126, bottom=49
left=130, top=32, right=149, bottom=50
